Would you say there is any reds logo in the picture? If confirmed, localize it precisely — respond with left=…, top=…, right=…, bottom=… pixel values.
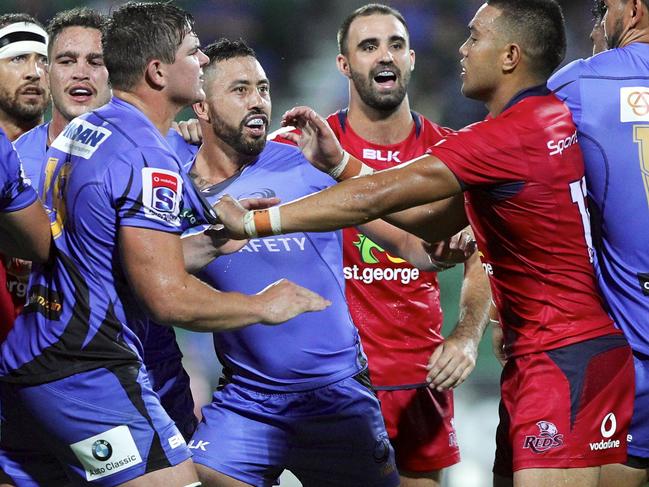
left=628, top=90, right=649, bottom=117
left=523, top=421, right=564, bottom=454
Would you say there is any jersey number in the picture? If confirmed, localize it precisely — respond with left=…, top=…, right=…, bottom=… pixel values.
left=634, top=125, right=649, bottom=209
left=569, top=177, right=594, bottom=263
left=42, top=157, right=70, bottom=239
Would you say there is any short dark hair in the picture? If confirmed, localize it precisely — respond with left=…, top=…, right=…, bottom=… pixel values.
left=203, top=38, right=256, bottom=67
left=102, top=2, right=193, bottom=91
left=487, top=0, right=566, bottom=78
left=46, top=8, right=105, bottom=59
left=337, top=3, right=409, bottom=55
left=0, top=13, right=43, bottom=30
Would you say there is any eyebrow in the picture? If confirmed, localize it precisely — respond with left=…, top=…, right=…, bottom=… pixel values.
left=357, top=34, right=406, bottom=47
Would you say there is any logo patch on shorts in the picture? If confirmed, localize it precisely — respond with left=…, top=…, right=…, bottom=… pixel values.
left=621, top=87, right=649, bottom=122
left=523, top=421, right=564, bottom=453
left=590, top=412, right=621, bottom=451
left=70, top=425, right=142, bottom=481
left=141, top=167, right=183, bottom=226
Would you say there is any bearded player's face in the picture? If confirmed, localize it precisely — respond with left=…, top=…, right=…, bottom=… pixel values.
left=0, top=51, right=48, bottom=125
left=204, top=56, right=271, bottom=157
left=341, top=14, right=414, bottom=112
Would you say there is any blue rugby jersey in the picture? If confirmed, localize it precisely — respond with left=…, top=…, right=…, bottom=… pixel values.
left=185, top=141, right=366, bottom=392
left=549, top=43, right=649, bottom=356
left=14, top=122, right=49, bottom=190
left=0, top=97, right=214, bottom=384
left=0, top=128, right=36, bottom=212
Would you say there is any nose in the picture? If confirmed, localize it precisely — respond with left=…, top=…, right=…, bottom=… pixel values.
left=24, top=56, right=45, bottom=81
left=459, top=39, right=469, bottom=58
left=197, top=49, right=209, bottom=68
left=377, top=44, right=395, bottom=64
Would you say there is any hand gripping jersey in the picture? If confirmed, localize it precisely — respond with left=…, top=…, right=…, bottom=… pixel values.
left=327, top=110, right=451, bottom=387
left=548, top=43, right=649, bottom=357
left=0, top=97, right=215, bottom=384
left=0, top=128, right=37, bottom=341
left=428, top=86, right=620, bottom=358
left=185, top=141, right=366, bottom=392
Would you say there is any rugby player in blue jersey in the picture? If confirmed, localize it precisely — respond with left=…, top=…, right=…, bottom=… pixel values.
left=15, top=6, right=200, bottom=442
left=548, top=0, right=649, bottom=485
left=182, top=38, right=399, bottom=487
left=0, top=3, right=328, bottom=486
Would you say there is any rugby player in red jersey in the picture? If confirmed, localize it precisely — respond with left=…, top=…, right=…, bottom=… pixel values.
left=311, top=5, right=491, bottom=486
left=215, top=1, right=634, bottom=486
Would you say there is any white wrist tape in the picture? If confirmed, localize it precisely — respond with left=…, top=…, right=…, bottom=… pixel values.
left=243, top=210, right=258, bottom=238
left=327, top=151, right=350, bottom=180
left=268, top=206, right=282, bottom=235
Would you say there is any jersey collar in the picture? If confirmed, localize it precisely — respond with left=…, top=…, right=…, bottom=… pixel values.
left=502, top=83, right=551, bottom=113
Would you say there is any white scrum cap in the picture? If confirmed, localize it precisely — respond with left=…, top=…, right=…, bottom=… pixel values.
left=0, top=21, right=48, bottom=60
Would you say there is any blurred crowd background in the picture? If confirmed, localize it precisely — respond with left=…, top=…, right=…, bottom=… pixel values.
left=0, top=1, right=597, bottom=485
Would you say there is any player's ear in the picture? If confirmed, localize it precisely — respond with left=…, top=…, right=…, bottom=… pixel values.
left=144, top=59, right=166, bottom=89
left=627, top=0, right=644, bottom=28
left=501, top=43, right=521, bottom=74
left=410, top=49, right=415, bottom=72
left=193, top=100, right=209, bottom=122
left=336, top=54, right=351, bottom=79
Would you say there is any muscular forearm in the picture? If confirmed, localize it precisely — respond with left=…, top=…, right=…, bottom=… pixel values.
left=278, top=155, right=461, bottom=234
left=448, top=252, right=491, bottom=344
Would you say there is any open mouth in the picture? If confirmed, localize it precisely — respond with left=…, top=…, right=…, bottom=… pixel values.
left=243, top=115, right=268, bottom=137
left=20, top=86, right=44, bottom=97
left=373, top=70, right=398, bottom=89
left=68, top=86, right=94, bottom=102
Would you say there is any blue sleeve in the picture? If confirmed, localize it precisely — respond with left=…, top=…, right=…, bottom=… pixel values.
left=105, top=149, right=185, bottom=234
left=0, top=132, right=37, bottom=213
left=166, top=129, right=199, bottom=165
left=548, top=59, right=585, bottom=126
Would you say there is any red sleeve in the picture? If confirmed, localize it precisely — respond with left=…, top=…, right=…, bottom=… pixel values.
left=427, top=118, right=527, bottom=187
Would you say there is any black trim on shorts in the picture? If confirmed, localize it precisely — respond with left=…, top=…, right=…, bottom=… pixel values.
left=626, top=454, right=649, bottom=470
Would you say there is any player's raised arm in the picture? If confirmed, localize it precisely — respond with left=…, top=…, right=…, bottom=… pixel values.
left=215, top=107, right=462, bottom=240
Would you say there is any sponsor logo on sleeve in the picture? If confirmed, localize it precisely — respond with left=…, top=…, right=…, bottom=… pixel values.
left=141, top=167, right=183, bottom=227
left=637, top=273, right=649, bottom=296
left=188, top=439, right=210, bottom=451
left=69, top=425, right=142, bottom=481
left=51, top=119, right=112, bottom=159
left=523, top=421, right=564, bottom=453
left=547, top=131, right=578, bottom=156
left=621, top=87, right=649, bottom=122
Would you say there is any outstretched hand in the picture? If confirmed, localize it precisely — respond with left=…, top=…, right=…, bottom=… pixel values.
left=281, top=106, right=345, bottom=173
left=257, top=278, right=331, bottom=324
left=426, top=334, right=479, bottom=391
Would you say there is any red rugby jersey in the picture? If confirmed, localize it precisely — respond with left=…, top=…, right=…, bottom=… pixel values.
left=328, top=110, right=452, bottom=387
left=428, top=86, right=619, bottom=358
left=0, top=257, right=23, bottom=342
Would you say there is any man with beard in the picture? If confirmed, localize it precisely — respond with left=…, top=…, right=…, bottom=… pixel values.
left=215, top=1, right=636, bottom=485
left=182, top=38, right=399, bottom=487
left=548, top=0, right=649, bottom=485
left=0, top=14, right=50, bottom=342
left=0, top=4, right=328, bottom=486
left=318, top=6, right=491, bottom=485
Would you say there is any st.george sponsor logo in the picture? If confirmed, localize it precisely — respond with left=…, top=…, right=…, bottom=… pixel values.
left=141, top=168, right=182, bottom=227
left=70, top=425, right=142, bottom=481
left=589, top=413, right=621, bottom=451
left=345, top=233, right=420, bottom=285
left=523, top=421, right=564, bottom=453
left=362, top=148, right=401, bottom=163
left=51, top=119, right=111, bottom=159
left=547, top=131, right=578, bottom=156
left=621, top=87, right=649, bottom=122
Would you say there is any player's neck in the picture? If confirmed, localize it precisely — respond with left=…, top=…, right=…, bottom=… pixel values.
left=617, top=27, right=649, bottom=47
left=485, top=75, right=544, bottom=117
left=346, top=97, right=413, bottom=145
left=49, top=109, right=69, bottom=146
left=0, top=113, right=41, bottom=142
left=113, top=89, right=180, bottom=136
left=193, top=133, right=254, bottom=188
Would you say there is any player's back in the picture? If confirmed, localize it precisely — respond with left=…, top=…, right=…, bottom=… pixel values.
left=0, top=98, right=203, bottom=384
left=430, top=89, right=618, bottom=358
left=550, top=43, right=649, bottom=355
left=188, top=141, right=365, bottom=392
